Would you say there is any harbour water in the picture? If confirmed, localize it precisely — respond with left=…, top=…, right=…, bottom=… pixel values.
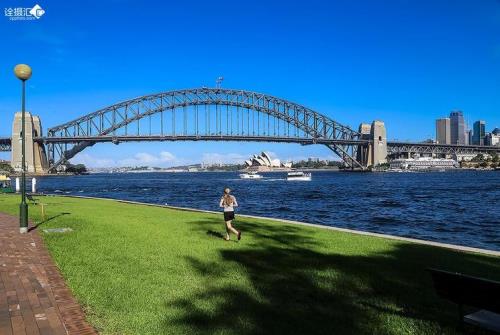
left=36, top=171, right=499, bottom=251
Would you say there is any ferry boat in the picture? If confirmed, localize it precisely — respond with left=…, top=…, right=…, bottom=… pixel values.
left=239, top=171, right=263, bottom=179
left=286, top=171, right=312, bottom=181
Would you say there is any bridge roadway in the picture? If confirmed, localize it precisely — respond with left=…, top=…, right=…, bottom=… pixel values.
left=2, top=135, right=500, bottom=156
left=37, top=135, right=368, bottom=146
left=36, top=135, right=500, bottom=154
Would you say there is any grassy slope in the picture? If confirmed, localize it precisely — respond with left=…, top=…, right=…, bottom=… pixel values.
left=0, top=194, right=499, bottom=335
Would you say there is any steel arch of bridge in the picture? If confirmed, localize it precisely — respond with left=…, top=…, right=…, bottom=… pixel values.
left=45, top=88, right=366, bottom=170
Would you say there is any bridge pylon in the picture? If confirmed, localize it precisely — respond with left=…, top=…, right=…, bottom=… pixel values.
left=356, top=123, right=372, bottom=167
left=371, top=121, right=388, bottom=166
left=357, top=121, right=388, bottom=168
left=11, top=112, right=49, bottom=174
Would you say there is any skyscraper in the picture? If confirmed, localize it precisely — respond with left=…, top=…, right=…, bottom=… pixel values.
left=435, top=118, right=451, bottom=144
left=466, top=130, right=472, bottom=145
left=472, top=120, right=486, bottom=145
left=450, top=111, right=466, bottom=145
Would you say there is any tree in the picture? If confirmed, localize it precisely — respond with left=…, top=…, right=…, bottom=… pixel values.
left=0, top=162, right=14, bottom=173
left=472, top=154, right=484, bottom=162
left=65, top=163, right=88, bottom=174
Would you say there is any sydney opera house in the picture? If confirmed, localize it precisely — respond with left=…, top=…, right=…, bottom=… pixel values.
left=244, top=152, right=292, bottom=171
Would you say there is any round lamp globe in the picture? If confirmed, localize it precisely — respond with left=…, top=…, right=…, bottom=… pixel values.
left=14, top=64, right=32, bottom=81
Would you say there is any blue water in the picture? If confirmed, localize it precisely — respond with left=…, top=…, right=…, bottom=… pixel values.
left=35, top=171, right=500, bottom=251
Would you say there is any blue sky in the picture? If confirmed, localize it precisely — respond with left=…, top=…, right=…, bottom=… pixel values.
left=1, top=0, right=499, bottom=166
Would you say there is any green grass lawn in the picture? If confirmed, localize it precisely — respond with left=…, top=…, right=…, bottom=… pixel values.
left=0, top=194, right=499, bottom=335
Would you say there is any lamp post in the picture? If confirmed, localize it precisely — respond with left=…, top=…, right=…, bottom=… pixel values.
left=14, top=64, right=32, bottom=234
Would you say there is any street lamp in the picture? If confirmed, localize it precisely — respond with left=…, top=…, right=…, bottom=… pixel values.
left=14, top=64, right=32, bottom=234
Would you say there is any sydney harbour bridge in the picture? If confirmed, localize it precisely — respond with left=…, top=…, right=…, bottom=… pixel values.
left=1, top=87, right=499, bottom=173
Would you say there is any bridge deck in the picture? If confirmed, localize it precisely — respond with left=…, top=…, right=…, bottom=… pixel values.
left=37, top=135, right=369, bottom=146
left=37, top=135, right=500, bottom=150
left=4, top=133, right=499, bottom=155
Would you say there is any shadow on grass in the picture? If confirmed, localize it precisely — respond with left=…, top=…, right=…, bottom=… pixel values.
left=206, top=230, right=224, bottom=239
left=167, top=217, right=500, bottom=335
left=206, top=230, right=240, bottom=243
left=28, top=212, right=71, bottom=232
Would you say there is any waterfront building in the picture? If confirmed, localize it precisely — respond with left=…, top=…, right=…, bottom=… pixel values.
left=493, top=134, right=500, bottom=146
left=453, top=153, right=477, bottom=162
left=484, top=132, right=500, bottom=146
left=244, top=152, right=288, bottom=171
left=472, top=120, right=486, bottom=146
left=435, top=118, right=451, bottom=144
left=389, top=157, right=458, bottom=170
left=449, top=110, right=466, bottom=145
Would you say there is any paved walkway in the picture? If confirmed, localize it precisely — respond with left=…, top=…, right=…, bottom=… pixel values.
left=0, top=212, right=97, bottom=335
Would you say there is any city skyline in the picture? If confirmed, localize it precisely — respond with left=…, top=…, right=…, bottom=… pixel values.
left=1, top=1, right=499, bottom=167
left=436, top=110, right=499, bottom=146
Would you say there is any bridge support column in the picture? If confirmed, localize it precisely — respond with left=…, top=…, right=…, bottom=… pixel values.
left=357, top=123, right=372, bottom=167
left=370, top=120, right=387, bottom=167
left=11, top=112, right=49, bottom=174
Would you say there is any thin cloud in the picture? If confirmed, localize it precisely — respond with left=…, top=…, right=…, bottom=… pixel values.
left=118, top=151, right=181, bottom=167
left=200, top=152, right=249, bottom=165
left=21, top=29, right=65, bottom=45
left=71, top=151, right=181, bottom=168
left=70, top=153, right=115, bottom=168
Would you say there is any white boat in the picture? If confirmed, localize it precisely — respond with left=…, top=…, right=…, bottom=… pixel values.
left=287, top=171, right=311, bottom=181
left=239, top=171, right=263, bottom=179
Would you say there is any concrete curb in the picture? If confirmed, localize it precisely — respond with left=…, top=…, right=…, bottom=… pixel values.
left=41, top=194, right=500, bottom=257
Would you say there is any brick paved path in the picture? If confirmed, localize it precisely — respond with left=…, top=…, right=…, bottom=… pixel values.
left=0, top=212, right=97, bottom=335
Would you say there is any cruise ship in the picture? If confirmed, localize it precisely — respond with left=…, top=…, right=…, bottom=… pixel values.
left=389, top=157, right=458, bottom=171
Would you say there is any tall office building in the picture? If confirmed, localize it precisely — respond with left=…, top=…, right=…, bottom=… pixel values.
left=472, top=120, right=486, bottom=145
left=435, top=118, right=451, bottom=144
left=466, top=130, right=472, bottom=145
left=450, top=111, right=466, bottom=145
